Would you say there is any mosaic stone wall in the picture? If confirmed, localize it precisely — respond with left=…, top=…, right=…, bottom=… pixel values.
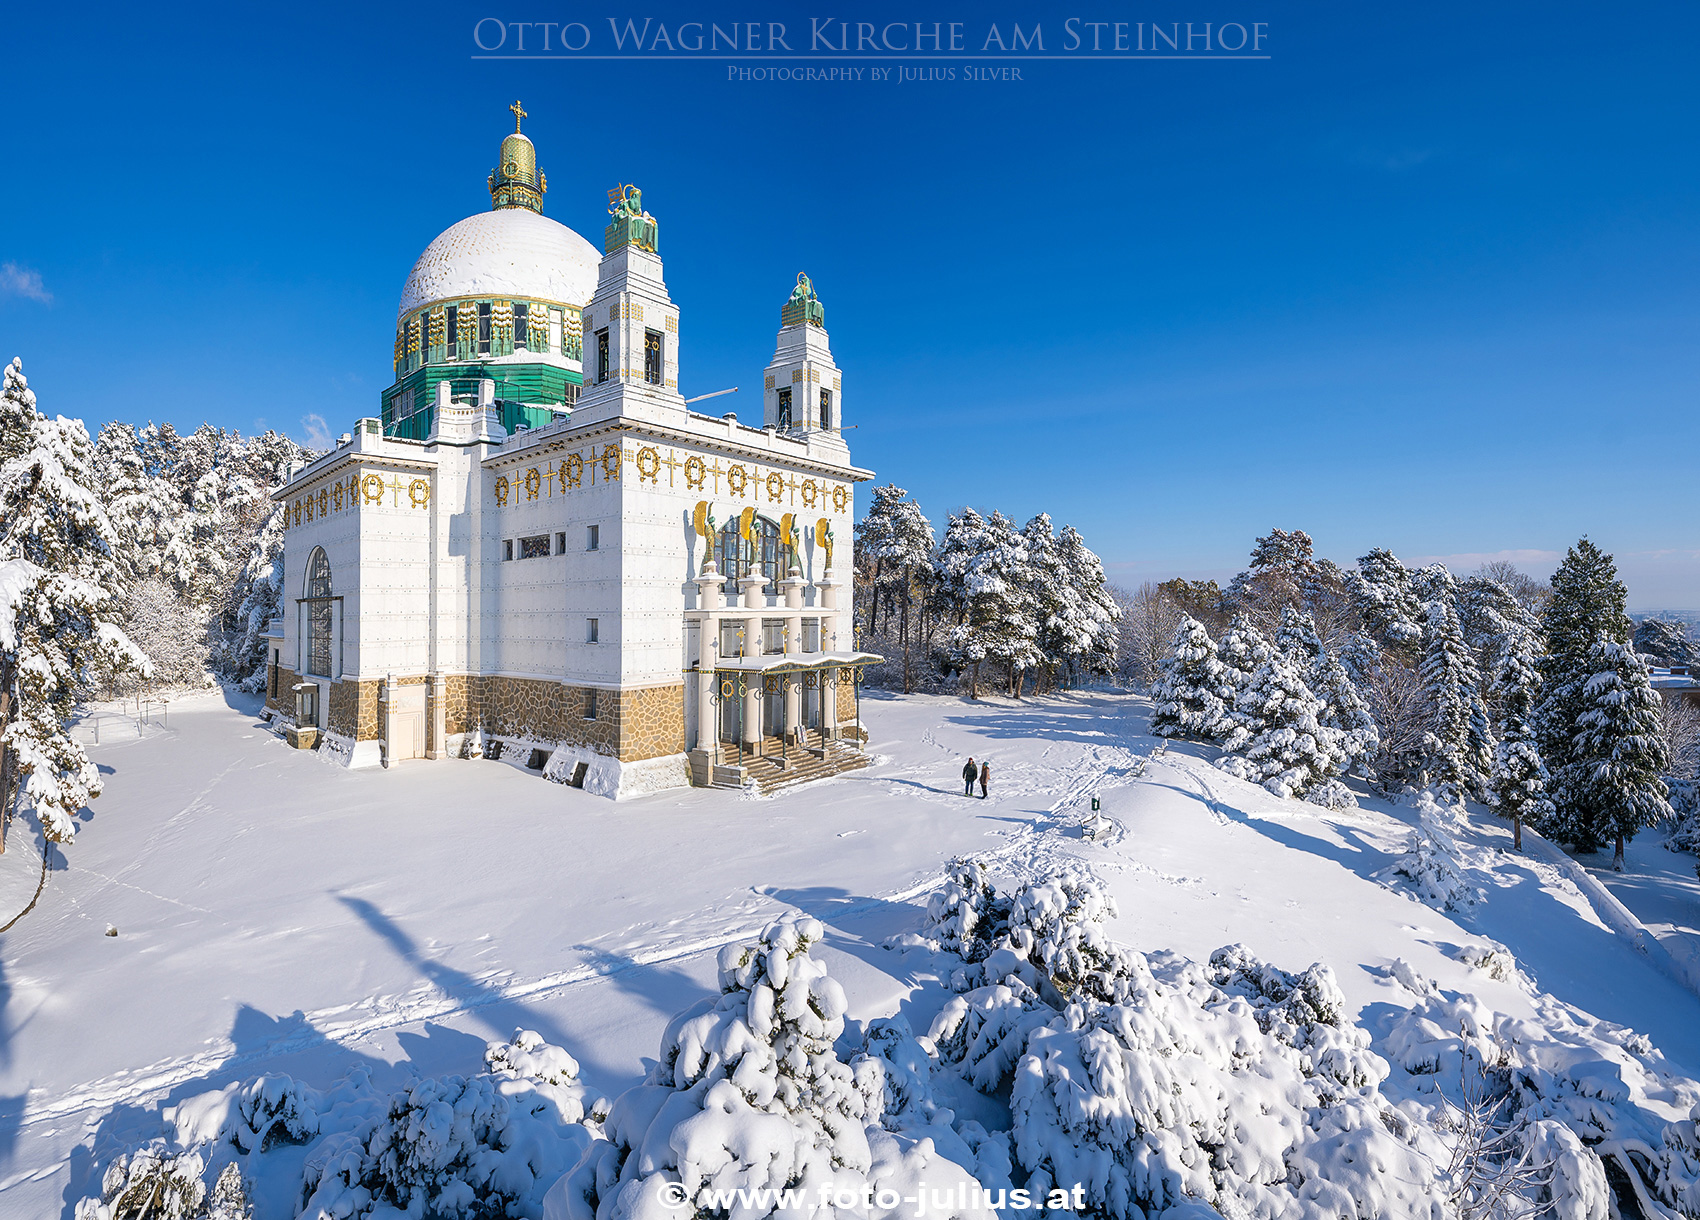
left=328, top=679, right=382, bottom=740
left=616, top=683, right=686, bottom=761
left=266, top=665, right=297, bottom=713
left=436, top=675, right=685, bottom=762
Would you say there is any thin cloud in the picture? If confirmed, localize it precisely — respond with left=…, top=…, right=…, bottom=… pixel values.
left=0, top=262, right=51, bottom=303
left=300, top=413, right=333, bottom=449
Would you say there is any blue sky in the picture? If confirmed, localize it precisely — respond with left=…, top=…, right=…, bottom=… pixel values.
left=2, top=3, right=1696, bottom=606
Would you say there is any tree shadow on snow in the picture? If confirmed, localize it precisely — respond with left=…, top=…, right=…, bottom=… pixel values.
left=943, top=698, right=1153, bottom=751
left=334, top=895, right=578, bottom=1055
left=761, top=885, right=935, bottom=989
left=49, top=1002, right=413, bottom=1220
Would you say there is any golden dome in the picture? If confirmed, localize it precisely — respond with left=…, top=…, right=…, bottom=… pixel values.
left=488, top=101, right=545, bottom=213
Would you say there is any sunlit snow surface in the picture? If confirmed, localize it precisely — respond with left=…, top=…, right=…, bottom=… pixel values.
left=5, top=687, right=1700, bottom=1215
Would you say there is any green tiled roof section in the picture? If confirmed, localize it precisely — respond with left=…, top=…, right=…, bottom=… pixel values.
left=380, top=362, right=584, bottom=439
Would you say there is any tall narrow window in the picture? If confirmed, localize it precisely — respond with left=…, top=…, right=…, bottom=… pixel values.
left=555, top=531, right=566, bottom=554
left=587, top=618, right=600, bottom=643
left=644, top=330, right=663, bottom=384
left=304, top=547, right=334, bottom=678
left=819, top=388, right=833, bottom=430
left=587, top=524, right=600, bottom=551
left=513, top=302, right=530, bottom=351
left=584, top=688, right=599, bottom=720
left=478, top=302, right=492, bottom=355
left=596, top=329, right=609, bottom=382
left=777, top=387, right=792, bottom=429
left=446, top=306, right=459, bottom=357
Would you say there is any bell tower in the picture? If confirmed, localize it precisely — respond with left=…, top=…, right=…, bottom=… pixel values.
left=762, top=274, right=842, bottom=436
left=572, top=184, right=687, bottom=427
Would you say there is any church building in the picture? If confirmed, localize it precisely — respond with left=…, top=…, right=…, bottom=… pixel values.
left=262, top=105, right=878, bottom=797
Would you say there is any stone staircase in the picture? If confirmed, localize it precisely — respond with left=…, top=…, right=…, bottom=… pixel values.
left=690, top=731, right=870, bottom=795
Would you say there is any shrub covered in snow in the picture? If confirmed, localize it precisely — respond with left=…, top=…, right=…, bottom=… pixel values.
left=552, top=915, right=994, bottom=1220
left=74, top=1145, right=206, bottom=1220
left=1377, top=791, right=1487, bottom=912
left=918, top=865, right=1446, bottom=1219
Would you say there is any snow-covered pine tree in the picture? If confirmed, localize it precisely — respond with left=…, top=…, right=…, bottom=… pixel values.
left=1052, top=524, right=1121, bottom=686
left=1350, top=547, right=1423, bottom=658
left=1418, top=594, right=1494, bottom=806
left=224, top=503, right=288, bottom=690
left=1215, top=648, right=1346, bottom=803
left=1537, top=539, right=1633, bottom=848
left=1570, top=636, right=1672, bottom=870
left=1019, top=513, right=1068, bottom=696
left=1274, top=605, right=1324, bottom=667
left=1487, top=616, right=1553, bottom=851
left=1151, top=617, right=1232, bottom=740
left=1311, top=649, right=1379, bottom=775
left=0, top=359, right=148, bottom=848
left=854, top=484, right=936, bottom=692
left=934, top=508, right=1038, bottom=699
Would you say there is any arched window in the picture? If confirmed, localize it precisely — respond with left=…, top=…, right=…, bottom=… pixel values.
left=303, top=547, right=335, bottom=677
left=716, top=515, right=785, bottom=595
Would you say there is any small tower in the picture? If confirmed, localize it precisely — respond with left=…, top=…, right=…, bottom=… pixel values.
left=488, top=100, right=547, bottom=213
left=573, top=184, right=687, bottom=426
left=762, top=274, right=842, bottom=436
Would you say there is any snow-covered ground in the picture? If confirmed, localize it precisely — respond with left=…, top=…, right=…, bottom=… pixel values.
left=4, top=687, right=1700, bottom=1217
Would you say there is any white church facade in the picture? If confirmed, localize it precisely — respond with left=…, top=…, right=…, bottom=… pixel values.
left=262, top=106, right=878, bottom=797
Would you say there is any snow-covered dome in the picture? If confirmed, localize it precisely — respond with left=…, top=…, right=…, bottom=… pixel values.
left=396, top=207, right=599, bottom=324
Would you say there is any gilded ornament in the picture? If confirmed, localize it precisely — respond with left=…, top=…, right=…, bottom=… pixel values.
left=292, top=500, right=301, bottom=526
left=765, top=471, right=785, bottom=503
left=635, top=445, right=661, bottom=483
left=362, top=474, right=385, bottom=505
left=318, top=488, right=328, bottom=516
left=494, top=475, right=510, bottom=506
left=726, top=463, right=749, bottom=497
left=600, top=443, right=620, bottom=481
left=332, top=482, right=344, bottom=511
left=831, top=484, right=849, bottom=513
left=524, top=467, right=541, bottom=500
left=565, top=453, right=584, bottom=488
left=800, top=479, right=818, bottom=508
left=409, top=478, right=431, bottom=508
left=684, top=455, right=707, bottom=490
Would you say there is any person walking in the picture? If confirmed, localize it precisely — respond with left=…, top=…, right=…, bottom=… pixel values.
left=979, top=760, right=990, bottom=800
left=962, top=757, right=978, bottom=796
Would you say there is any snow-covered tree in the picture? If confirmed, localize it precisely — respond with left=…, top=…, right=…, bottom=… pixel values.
left=934, top=508, right=1038, bottom=699
left=1150, top=617, right=1232, bottom=740
left=855, top=484, right=936, bottom=692
left=1273, top=604, right=1323, bottom=667
left=1216, top=613, right=1274, bottom=700
left=1216, top=648, right=1347, bottom=804
left=0, top=359, right=148, bottom=847
left=1568, top=637, right=1672, bottom=869
left=1419, top=594, right=1493, bottom=805
left=1487, top=616, right=1553, bottom=851
left=1351, top=547, right=1423, bottom=657
left=1043, top=522, right=1120, bottom=688
left=1537, top=539, right=1633, bottom=847
left=1312, top=649, right=1378, bottom=774
left=1634, top=617, right=1700, bottom=669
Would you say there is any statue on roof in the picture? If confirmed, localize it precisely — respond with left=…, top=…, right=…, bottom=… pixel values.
left=782, top=272, right=826, bottom=328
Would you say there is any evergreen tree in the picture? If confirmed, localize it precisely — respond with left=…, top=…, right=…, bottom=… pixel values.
left=1216, top=613, right=1275, bottom=701
left=1151, top=617, right=1232, bottom=740
left=1419, top=595, right=1494, bottom=805
left=1350, top=548, right=1423, bottom=657
left=1053, top=524, right=1121, bottom=683
left=0, top=359, right=147, bottom=847
left=1215, top=649, right=1344, bottom=801
left=1537, top=539, right=1633, bottom=846
left=1274, top=605, right=1323, bottom=667
left=1487, top=617, right=1553, bottom=851
left=854, top=484, right=935, bottom=692
left=1569, top=637, right=1672, bottom=869
left=933, top=508, right=1037, bottom=699
left=1312, top=649, right=1379, bottom=774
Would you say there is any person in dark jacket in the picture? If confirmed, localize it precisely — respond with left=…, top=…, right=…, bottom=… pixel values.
left=962, top=757, right=978, bottom=796
left=979, top=760, right=990, bottom=799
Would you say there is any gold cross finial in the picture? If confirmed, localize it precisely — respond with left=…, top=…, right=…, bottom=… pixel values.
left=509, top=100, right=527, bottom=132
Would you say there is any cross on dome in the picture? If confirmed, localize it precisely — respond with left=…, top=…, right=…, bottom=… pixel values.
left=510, top=100, right=527, bottom=132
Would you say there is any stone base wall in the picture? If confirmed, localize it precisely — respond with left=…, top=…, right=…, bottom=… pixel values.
left=266, top=666, right=298, bottom=714
left=442, top=675, right=685, bottom=764
left=328, top=678, right=382, bottom=740
left=836, top=673, right=857, bottom=724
